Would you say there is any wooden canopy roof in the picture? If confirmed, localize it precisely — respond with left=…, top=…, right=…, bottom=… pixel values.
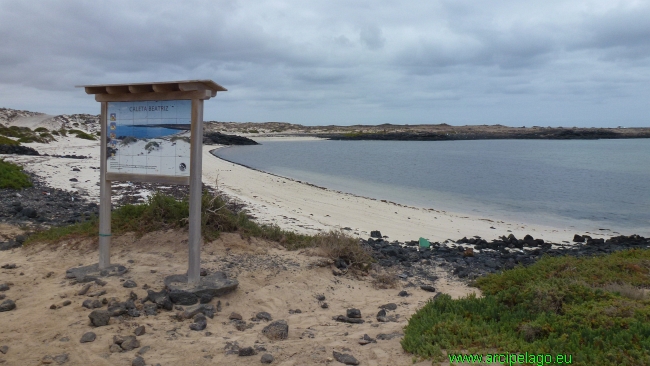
left=76, top=80, right=227, bottom=102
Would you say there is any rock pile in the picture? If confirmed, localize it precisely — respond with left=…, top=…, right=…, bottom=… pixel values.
left=364, top=232, right=650, bottom=280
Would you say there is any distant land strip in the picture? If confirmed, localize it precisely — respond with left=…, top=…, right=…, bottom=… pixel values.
left=132, top=124, right=190, bottom=130
left=315, top=128, right=650, bottom=141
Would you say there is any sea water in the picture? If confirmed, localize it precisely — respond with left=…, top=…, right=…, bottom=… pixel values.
left=212, top=139, right=650, bottom=235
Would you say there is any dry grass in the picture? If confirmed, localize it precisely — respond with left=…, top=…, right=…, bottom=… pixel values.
left=601, top=282, right=647, bottom=300
left=312, top=230, right=375, bottom=270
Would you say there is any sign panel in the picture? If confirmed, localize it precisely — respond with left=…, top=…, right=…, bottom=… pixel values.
left=106, top=100, right=191, bottom=177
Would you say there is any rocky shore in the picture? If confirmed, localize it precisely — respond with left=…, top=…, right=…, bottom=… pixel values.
left=363, top=230, right=650, bottom=281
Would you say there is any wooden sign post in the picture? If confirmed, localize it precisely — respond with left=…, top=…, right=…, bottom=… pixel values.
left=76, top=80, right=226, bottom=285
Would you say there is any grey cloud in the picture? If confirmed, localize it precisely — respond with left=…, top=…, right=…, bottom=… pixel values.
left=0, top=0, right=648, bottom=126
left=359, top=25, right=385, bottom=50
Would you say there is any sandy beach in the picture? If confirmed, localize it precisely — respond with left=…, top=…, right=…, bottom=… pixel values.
left=3, top=135, right=615, bottom=244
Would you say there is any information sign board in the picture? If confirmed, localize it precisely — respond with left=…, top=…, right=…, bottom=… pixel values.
left=106, top=100, right=191, bottom=177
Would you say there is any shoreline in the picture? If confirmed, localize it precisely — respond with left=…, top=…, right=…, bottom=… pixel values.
left=202, top=142, right=615, bottom=244
left=1, top=135, right=632, bottom=244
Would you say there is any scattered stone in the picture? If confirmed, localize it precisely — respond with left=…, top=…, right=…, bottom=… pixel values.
left=107, top=302, right=128, bottom=317
left=62, top=300, right=72, bottom=306
left=50, top=304, right=58, bottom=310
left=65, top=263, right=127, bottom=283
left=315, top=294, right=326, bottom=301
left=59, top=337, right=70, bottom=342
left=377, top=332, right=403, bottom=340
left=0, top=299, right=16, bottom=312
left=134, top=325, right=146, bottom=336
left=169, top=290, right=198, bottom=305
left=234, top=320, right=249, bottom=331
left=262, top=320, right=289, bottom=340
left=109, top=344, right=122, bottom=353
left=238, top=347, right=256, bottom=356
left=420, top=285, right=436, bottom=292
left=333, top=315, right=365, bottom=324
left=333, top=351, right=359, bottom=365
left=379, top=303, right=397, bottom=311
left=370, top=230, right=382, bottom=238
left=573, top=234, right=585, bottom=243
left=80, top=332, right=96, bottom=343
left=320, top=302, right=329, bottom=309
left=143, top=304, right=157, bottom=316
left=77, top=284, right=92, bottom=296
left=260, top=353, right=274, bottom=363
left=199, top=293, right=213, bottom=304
left=123, top=280, right=137, bottom=288
left=132, top=356, right=146, bottom=366
left=358, top=334, right=376, bottom=345
left=120, top=336, right=140, bottom=351
left=190, top=315, right=207, bottom=331
left=256, top=311, right=272, bottom=321
left=346, top=309, right=361, bottom=318
left=82, top=299, right=102, bottom=309
left=88, top=310, right=111, bottom=327
left=182, top=304, right=216, bottom=319
left=1, top=264, right=16, bottom=269
left=398, top=290, right=409, bottom=297
left=229, top=312, right=243, bottom=320
left=0, top=346, right=7, bottom=354
left=376, top=309, right=388, bottom=322
left=87, top=290, right=106, bottom=297
left=463, top=248, right=474, bottom=257
left=0, top=284, right=9, bottom=292
left=144, top=289, right=172, bottom=310
left=200, top=268, right=208, bottom=276
left=94, top=279, right=107, bottom=286
left=137, top=346, right=150, bottom=355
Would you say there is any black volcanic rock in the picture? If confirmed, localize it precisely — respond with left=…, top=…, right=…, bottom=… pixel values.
left=203, top=132, right=259, bottom=146
left=0, top=144, right=39, bottom=155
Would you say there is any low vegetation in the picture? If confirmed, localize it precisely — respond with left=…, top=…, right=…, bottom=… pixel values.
left=402, top=249, right=650, bottom=365
left=26, top=192, right=373, bottom=269
left=67, top=129, right=96, bottom=140
left=0, top=135, right=19, bottom=146
left=0, top=159, right=33, bottom=189
left=0, top=125, right=56, bottom=143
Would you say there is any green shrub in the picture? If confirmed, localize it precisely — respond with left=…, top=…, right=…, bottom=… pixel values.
left=0, top=125, right=31, bottom=138
left=70, top=130, right=96, bottom=140
left=34, top=127, right=49, bottom=132
left=26, top=191, right=310, bottom=246
left=0, top=159, right=32, bottom=189
left=0, top=136, right=19, bottom=146
left=402, top=250, right=650, bottom=365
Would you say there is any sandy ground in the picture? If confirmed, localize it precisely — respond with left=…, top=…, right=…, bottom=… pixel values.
left=0, top=231, right=475, bottom=365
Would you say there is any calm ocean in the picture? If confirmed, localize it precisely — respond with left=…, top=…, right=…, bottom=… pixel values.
left=212, top=139, right=650, bottom=235
left=113, top=125, right=181, bottom=139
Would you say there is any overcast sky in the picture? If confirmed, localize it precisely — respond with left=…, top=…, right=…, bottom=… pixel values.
left=1, top=0, right=649, bottom=127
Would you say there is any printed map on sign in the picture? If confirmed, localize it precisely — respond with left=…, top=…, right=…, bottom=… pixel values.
left=106, top=100, right=191, bottom=177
